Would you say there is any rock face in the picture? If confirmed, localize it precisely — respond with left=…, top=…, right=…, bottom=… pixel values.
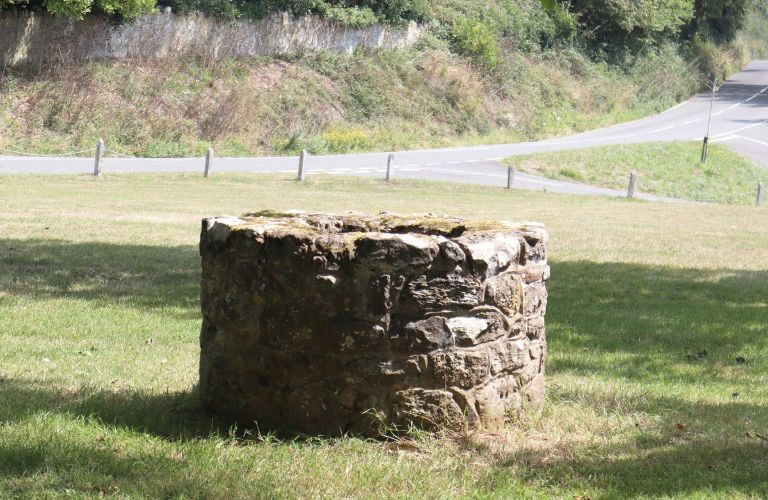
left=199, top=211, right=549, bottom=436
left=0, top=12, right=425, bottom=67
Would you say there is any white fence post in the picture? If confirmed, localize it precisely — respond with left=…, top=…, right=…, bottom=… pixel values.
left=507, top=166, right=516, bottom=189
left=298, top=150, right=306, bottom=181
left=758, top=182, right=765, bottom=207
left=93, top=138, right=104, bottom=176
left=204, top=148, right=214, bottom=178
left=627, top=170, right=638, bottom=199
left=386, top=153, right=394, bottom=182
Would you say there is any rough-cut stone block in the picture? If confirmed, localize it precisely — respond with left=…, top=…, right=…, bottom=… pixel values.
left=199, top=211, right=549, bottom=436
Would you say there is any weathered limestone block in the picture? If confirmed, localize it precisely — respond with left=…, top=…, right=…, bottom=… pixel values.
left=199, top=211, right=549, bottom=436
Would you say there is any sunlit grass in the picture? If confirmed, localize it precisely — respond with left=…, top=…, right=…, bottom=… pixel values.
left=505, top=142, right=767, bottom=204
left=1, top=173, right=767, bottom=497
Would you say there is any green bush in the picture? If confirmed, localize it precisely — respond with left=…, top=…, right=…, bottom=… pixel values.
left=545, top=3, right=577, bottom=46
left=693, top=0, right=749, bottom=41
left=451, top=17, right=500, bottom=69
left=567, top=0, right=694, bottom=54
left=43, top=0, right=93, bottom=17
left=571, top=0, right=694, bottom=35
left=692, top=37, right=730, bottom=81
left=98, top=0, right=157, bottom=18
left=0, top=0, right=155, bottom=18
left=629, top=43, right=699, bottom=103
left=0, top=0, right=430, bottom=24
left=168, top=0, right=429, bottom=24
left=169, top=0, right=266, bottom=19
left=324, top=6, right=378, bottom=28
left=739, top=0, right=768, bottom=58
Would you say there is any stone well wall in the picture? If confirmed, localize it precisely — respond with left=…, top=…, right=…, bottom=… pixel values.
left=199, top=212, right=549, bottom=436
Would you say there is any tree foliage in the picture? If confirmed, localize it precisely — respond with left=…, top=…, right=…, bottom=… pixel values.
left=693, top=0, right=750, bottom=40
left=568, top=0, right=694, bottom=40
left=0, top=0, right=430, bottom=22
left=0, top=0, right=156, bottom=18
left=167, top=0, right=430, bottom=24
left=542, top=0, right=749, bottom=52
left=0, top=0, right=755, bottom=47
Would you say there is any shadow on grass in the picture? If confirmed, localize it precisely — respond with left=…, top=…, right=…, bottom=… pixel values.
left=482, top=389, right=768, bottom=496
left=0, top=238, right=224, bottom=438
left=485, top=396, right=768, bottom=497
left=0, top=238, right=200, bottom=316
left=482, top=260, right=768, bottom=497
left=548, top=261, right=768, bottom=386
left=1, top=241, right=767, bottom=495
left=0, top=378, right=220, bottom=439
left=0, top=386, right=285, bottom=497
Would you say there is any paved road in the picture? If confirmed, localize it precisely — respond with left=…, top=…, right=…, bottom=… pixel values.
left=3, top=60, right=768, bottom=197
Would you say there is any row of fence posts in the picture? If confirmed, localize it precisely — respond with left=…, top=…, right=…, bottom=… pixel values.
left=91, top=138, right=767, bottom=206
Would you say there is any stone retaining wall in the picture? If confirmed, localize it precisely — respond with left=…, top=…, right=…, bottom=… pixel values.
left=199, top=212, right=549, bottom=436
left=0, top=11, right=425, bottom=66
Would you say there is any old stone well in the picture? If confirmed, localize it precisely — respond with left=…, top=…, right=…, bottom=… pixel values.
left=199, top=211, right=549, bottom=436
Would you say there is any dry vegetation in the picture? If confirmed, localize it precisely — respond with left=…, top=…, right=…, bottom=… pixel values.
left=0, top=45, right=702, bottom=157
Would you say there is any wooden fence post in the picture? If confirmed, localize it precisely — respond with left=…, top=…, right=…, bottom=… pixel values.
left=298, top=150, right=306, bottom=181
left=204, top=148, right=214, bottom=178
left=93, top=138, right=104, bottom=177
left=627, top=170, right=638, bottom=199
left=758, top=182, right=765, bottom=207
left=507, top=166, right=516, bottom=189
left=386, top=153, right=394, bottom=182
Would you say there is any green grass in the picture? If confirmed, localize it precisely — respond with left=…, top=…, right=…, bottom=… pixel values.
left=1, top=173, right=767, bottom=498
left=505, top=141, right=767, bottom=204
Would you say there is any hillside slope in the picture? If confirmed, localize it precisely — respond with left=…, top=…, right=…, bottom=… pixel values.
left=0, top=0, right=764, bottom=157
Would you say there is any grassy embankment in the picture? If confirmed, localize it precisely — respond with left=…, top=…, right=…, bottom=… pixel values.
left=0, top=47, right=701, bottom=158
left=1, top=173, right=767, bottom=497
left=4, top=0, right=766, bottom=163
left=0, top=0, right=729, bottom=158
left=3, top=1, right=766, bottom=161
left=505, top=142, right=768, bottom=204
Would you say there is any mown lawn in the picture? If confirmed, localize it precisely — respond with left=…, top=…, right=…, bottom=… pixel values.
left=1, top=173, right=767, bottom=498
left=505, top=141, right=767, bottom=205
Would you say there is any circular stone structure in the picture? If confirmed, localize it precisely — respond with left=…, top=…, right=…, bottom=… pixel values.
left=199, top=211, right=549, bottom=436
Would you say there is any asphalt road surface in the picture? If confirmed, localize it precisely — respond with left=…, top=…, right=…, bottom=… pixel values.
left=3, top=60, right=768, bottom=198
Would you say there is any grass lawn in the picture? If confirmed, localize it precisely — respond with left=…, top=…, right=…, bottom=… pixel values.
left=505, top=142, right=767, bottom=205
left=1, top=173, right=767, bottom=498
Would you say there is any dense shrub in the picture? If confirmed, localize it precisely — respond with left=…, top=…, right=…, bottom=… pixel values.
left=537, top=2, right=577, bottom=48
left=0, top=0, right=156, bottom=18
left=692, top=0, right=749, bottom=40
left=168, top=0, right=253, bottom=19
left=568, top=0, right=694, bottom=44
left=738, top=0, right=768, bottom=58
left=0, top=0, right=755, bottom=54
left=451, top=17, right=500, bottom=69
left=0, top=0, right=430, bottom=24
left=167, top=0, right=429, bottom=24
